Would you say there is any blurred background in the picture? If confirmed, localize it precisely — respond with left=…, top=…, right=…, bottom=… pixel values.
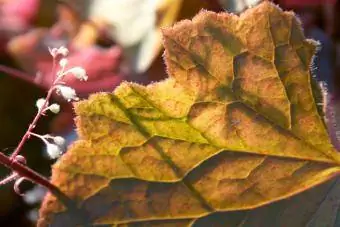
left=0, top=0, right=339, bottom=226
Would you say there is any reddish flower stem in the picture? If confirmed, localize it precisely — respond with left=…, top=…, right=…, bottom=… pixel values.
left=0, top=152, right=91, bottom=225
left=10, top=86, right=55, bottom=159
left=6, top=61, right=60, bottom=159
left=1, top=56, right=91, bottom=224
left=0, top=64, right=55, bottom=159
left=0, top=152, right=74, bottom=207
left=0, top=63, right=73, bottom=202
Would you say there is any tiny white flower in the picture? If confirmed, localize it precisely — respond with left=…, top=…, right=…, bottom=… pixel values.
left=59, top=58, right=68, bottom=68
left=49, top=103, right=60, bottom=114
left=56, top=85, right=79, bottom=102
left=46, top=143, right=62, bottom=159
left=53, top=136, right=65, bottom=147
left=66, top=67, right=88, bottom=81
left=36, top=98, right=46, bottom=110
left=57, top=46, right=69, bottom=57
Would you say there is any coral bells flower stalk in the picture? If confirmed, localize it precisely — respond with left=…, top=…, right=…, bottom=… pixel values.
left=0, top=46, right=87, bottom=195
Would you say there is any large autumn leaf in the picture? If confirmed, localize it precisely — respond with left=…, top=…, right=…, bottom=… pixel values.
left=38, top=2, right=340, bottom=226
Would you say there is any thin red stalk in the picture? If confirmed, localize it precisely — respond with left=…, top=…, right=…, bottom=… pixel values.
left=52, top=57, right=56, bottom=82
left=10, top=62, right=60, bottom=159
left=0, top=152, right=74, bottom=207
left=1, top=151, right=91, bottom=225
left=0, top=152, right=91, bottom=225
left=0, top=64, right=55, bottom=159
left=1, top=53, right=90, bottom=225
left=10, top=87, right=55, bottom=159
left=0, top=173, right=18, bottom=185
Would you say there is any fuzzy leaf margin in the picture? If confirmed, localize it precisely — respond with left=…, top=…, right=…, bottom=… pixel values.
left=38, top=2, right=340, bottom=226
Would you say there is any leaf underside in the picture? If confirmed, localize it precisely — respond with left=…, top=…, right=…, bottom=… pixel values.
left=38, top=2, right=340, bottom=226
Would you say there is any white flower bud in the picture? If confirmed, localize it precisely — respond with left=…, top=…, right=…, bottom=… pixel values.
left=56, top=85, right=79, bottom=102
left=46, top=143, right=62, bottom=159
left=48, top=46, right=69, bottom=58
left=36, top=98, right=46, bottom=110
left=49, top=104, right=60, bottom=114
left=59, top=58, right=68, bottom=68
left=53, top=136, right=65, bottom=147
left=66, top=67, right=88, bottom=81
left=57, top=46, right=69, bottom=57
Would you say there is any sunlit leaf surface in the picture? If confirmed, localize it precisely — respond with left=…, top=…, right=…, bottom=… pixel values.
left=38, top=2, right=340, bottom=226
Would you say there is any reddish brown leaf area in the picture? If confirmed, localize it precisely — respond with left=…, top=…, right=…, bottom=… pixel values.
left=39, top=2, right=340, bottom=226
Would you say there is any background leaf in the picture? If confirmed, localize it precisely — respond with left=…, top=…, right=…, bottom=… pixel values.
left=38, top=2, right=340, bottom=226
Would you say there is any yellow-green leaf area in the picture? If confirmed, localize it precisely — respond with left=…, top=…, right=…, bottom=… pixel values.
left=39, top=2, right=340, bottom=227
